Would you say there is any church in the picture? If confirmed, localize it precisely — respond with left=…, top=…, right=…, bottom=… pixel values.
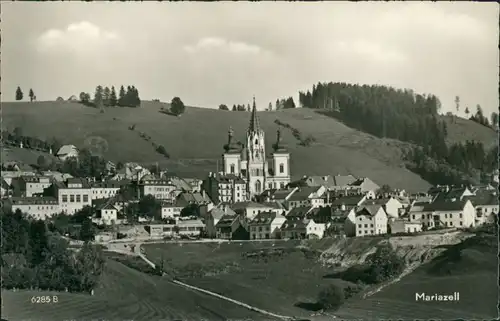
left=222, top=97, right=291, bottom=200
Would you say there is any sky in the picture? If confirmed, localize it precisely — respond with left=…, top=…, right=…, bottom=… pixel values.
left=2, top=2, right=499, bottom=116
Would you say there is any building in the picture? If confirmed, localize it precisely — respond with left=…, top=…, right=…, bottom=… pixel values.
left=94, top=202, right=118, bottom=226
left=177, top=219, right=205, bottom=237
left=41, top=171, right=74, bottom=182
left=348, top=177, right=380, bottom=194
left=138, top=176, right=179, bottom=201
left=286, top=186, right=327, bottom=209
left=221, top=97, right=291, bottom=200
left=389, top=219, right=423, bottom=234
left=362, top=197, right=404, bottom=218
left=205, top=206, right=236, bottom=237
left=331, top=194, right=367, bottom=211
left=231, top=201, right=282, bottom=220
left=288, top=174, right=358, bottom=191
left=203, top=173, right=247, bottom=204
left=1, top=179, right=11, bottom=197
left=45, top=178, right=92, bottom=215
left=90, top=180, right=128, bottom=200
left=11, top=175, right=52, bottom=197
left=464, top=191, right=499, bottom=225
left=345, top=205, right=388, bottom=237
left=4, top=197, right=60, bottom=220
left=248, top=211, right=286, bottom=240
left=146, top=219, right=205, bottom=238
left=408, top=200, right=476, bottom=229
left=215, top=214, right=248, bottom=240
left=56, top=144, right=79, bottom=161
left=286, top=206, right=315, bottom=220
left=160, top=202, right=184, bottom=220
left=280, top=218, right=327, bottom=239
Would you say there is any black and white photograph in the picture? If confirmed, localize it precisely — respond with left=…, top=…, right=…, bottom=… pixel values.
left=1, top=2, right=498, bottom=321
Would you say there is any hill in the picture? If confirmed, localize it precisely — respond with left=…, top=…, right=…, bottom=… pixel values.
left=1, top=258, right=269, bottom=321
left=439, top=114, right=497, bottom=149
left=2, top=101, right=494, bottom=191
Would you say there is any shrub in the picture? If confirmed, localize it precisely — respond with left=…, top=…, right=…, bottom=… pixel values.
left=317, top=284, right=345, bottom=311
left=343, top=284, right=364, bottom=299
left=365, top=243, right=406, bottom=283
left=156, top=145, right=170, bottom=158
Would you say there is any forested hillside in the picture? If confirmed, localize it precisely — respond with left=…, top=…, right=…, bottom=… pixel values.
left=299, top=83, right=498, bottom=185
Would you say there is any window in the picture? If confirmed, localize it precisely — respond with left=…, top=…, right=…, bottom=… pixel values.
left=364, top=224, right=368, bottom=228
left=459, top=213, right=462, bottom=218
left=230, top=164, right=235, bottom=174
left=280, top=182, right=285, bottom=189
left=255, top=139, right=258, bottom=145
left=279, top=163, right=284, bottom=174
left=444, top=214, right=447, bottom=218
left=62, top=195, right=68, bottom=202
left=83, top=194, right=89, bottom=202
left=370, top=224, right=374, bottom=227
left=358, top=224, right=362, bottom=228
left=70, top=195, right=75, bottom=203
left=269, top=183, right=272, bottom=189
left=412, top=215, right=415, bottom=219
left=76, top=195, right=81, bottom=202
left=459, top=222, right=463, bottom=226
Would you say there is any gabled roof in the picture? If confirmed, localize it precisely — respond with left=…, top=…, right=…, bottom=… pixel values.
left=463, top=192, right=498, bottom=207
left=288, top=186, right=322, bottom=201
left=215, top=214, right=239, bottom=228
left=362, top=197, right=398, bottom=206
left=250, top=211, right=277, bottom=225
left=286, top=206, right=313, bottom=219
left=355, top=204, right=384, bottom=217
left=56, top=144, right=78, bottom=156
left=65, top=177, right=91, bottom=188
left=422, top=200, right=469, bottom=212
left=262, top=201, right=285, bottom=210
left=280, top=219, right=307, bottom=230
left=231, top=201, right=269, bottom=210
left=331, top=195, right=365, bottom=207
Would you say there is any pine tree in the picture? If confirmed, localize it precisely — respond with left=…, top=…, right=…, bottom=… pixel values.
left=94, top=85, right=104, bottom=110
left=29, top=89, right=35, bottom=102
left=275, top=99, right=280, bottom=110
left=232, top=105, right=237, bottom=111
left=110, top=86, right=117, bottom=106
left=118, top=85, right=126, bottom=107
left=103, top=86, right=111, bottom=106
left=247, top=104, right=251, bottom=112
left=15, top=87, right=23, bottom=101
left=268, top=102, right=272, bottom=111
left=464, top=106, right=470, bottom=118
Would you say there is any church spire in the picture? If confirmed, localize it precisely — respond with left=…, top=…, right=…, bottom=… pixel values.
left=248, top=96, right=261, bottom=133
left=273, top=127, right=287, bottom=152
left=224, top=126, right=240, bottom=153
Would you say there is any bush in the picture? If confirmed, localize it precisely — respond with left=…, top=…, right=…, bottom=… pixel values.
left=156, top=145, right=170, bottom=158
left=365, top=243, right=406, bottom=283
left=317, top=284, right=345, bottom=311
left=343, top=284, right=364, bottom=299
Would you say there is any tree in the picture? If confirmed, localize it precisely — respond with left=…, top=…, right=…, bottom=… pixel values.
left=180, top=203, right=200, bottom=217
left=219, top=104, right=229, bottom=111
left=317, top=284, right=345, bottom=311
left=29, top=89, right=35, bottom=102
left=37, top=155, right=47, bottom=169
left=465, top=106, right=470, bottom=118
left=110, top=86, right=117, bottom=107
left=275, top=99, right=280, bottom=110
left=15, top=86, right=23, bottom=101
left=247, top=104, right=251, bottom=112
left=268, top=102, right=272, bottom=111
left=13, top=127, right=23, bottom=142
left=138, top=195, right=161, bottom=221
left=94, top=85, right=104, bottom=108
left=232, top=105, right=237, bottom=111
left=491, top=112, right=498, bottom=128
left=455, top=96, right=460, bottom=113
left=118, top=85, right=126, bottom=106
left=79, top=92, right=91, bottom=104
left=79, top=218, right=95, bottom=242
left=378, top=184, right=392, bottom=195
left=170, top=97, right=186, bottom=116
left=103, top=86, right=111, bottom=106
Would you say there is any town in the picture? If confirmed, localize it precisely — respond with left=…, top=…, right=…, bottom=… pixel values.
left=2, top=100, right=498, bottom=245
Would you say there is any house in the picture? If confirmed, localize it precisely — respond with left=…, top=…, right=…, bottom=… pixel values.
left=45, top=178, right=92, bottom=215
left=433, top=186, right=474, bottom=202
left=361, top=197, right=403, bottom=218
left=93, top=201, right=118, bottom=226
left=205, top=206, right=236, bottom=238
left=138, top=176, right=179, bottom=201
left=348, top=177, right=380, bottom=194
left=327, top=209, right=349, bottom=237
left=203, top=172, right=247, bottom=204
left=345, top=205, right=388, bottom=237
left=258, top=188, right=298, bottom=207
left=177, top=219, right=205, bottom=237
left=3, top=197, right=60, bottom=220
left=166, top=176, right=195, bottom=192
left=288, top=174, right=357, bottom=191
left=184, top=178, right=203, bottom=193
left=94, top=232, right=115, bottom=242
left=464, top=191, right=499, bottom=225
left=286, top=186, right=327, bottom=209
left=11, top=175, right=52, bottom=197
left=331, top=194, right=367, bottom=211
left=248, top=211, right=286, bottom=240
left=160, top=202, right=184, bottom=220
left=280, top=218, right=327, bottom=239
left=41, top=171, right=73, bottom=182
left=2, top=162, right=35, bottom=172
left=112, top=163, right=151, bottom=181
left=215, top=214, right=248, bottom=240
left=286, top=206, right=315, bottom=220
left=409, top=200, right=476, bottom=229
left=230, top=201, right=278, bottom=220
left=1, top=179, right=11, bottom=197
left=390, top=219, right=422, bottom=234
left=56, top=145, right=79, bottom=161
left=90, top=180, right=128, bottom=200
left=176, top=191, right=213, bottom=207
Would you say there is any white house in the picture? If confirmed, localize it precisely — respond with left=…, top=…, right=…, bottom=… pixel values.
left=286, top=186, right=327, bottom=209
left=345, top=204, right=388, bottom=237
left=231, top=201, right=278, bottom=220
left=464, top=192, right=499, bottom=225
left=90, top=180, right=126, bottom=200
left=205, top=206, right=236, bottom=237
left=362, top=197, right=403, bottom=218
left=93, top=203, right=118, bottom=226
left=248, top=211, right=286, bottom=239
left=4, top=197, right=60, bottom=220
left=160, top=203, right=184, bottom=220
left=389, top=219, right=422, bottom=234
left=305, top=219, right=327, bottom=239
left=56, top=145, right=79, bottom=161
left=408, top=200, right=476, bottom=229
left=49, top=178, right=92, bottom=215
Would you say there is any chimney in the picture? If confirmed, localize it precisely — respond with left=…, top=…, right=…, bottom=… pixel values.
left=341, top=204, right=346, bottom=211
left=209, top=172, right=212, bottom=178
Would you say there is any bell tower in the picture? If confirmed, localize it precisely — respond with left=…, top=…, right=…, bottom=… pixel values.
left=246, top=96, right=266, bottom=199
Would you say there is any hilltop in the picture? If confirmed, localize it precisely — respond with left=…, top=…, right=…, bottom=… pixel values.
left=2, top=100, right=495, bottom=191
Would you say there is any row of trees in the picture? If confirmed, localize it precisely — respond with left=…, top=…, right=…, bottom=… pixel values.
left=275, top=97, right=296, bottom=109
left=80, top=85, right=141, bottom=109
left=456, top=96, right=498, bottom=129
left=15, top=86, right=36, bottom=102
left=1, top=209, right=104, bottom=292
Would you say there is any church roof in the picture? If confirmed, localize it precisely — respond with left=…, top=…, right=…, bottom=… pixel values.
left=272, top=128, right=287, bottom=153
left=223, top=127, right=241, bottom=153
left=248, top=96, right=261, bottom=133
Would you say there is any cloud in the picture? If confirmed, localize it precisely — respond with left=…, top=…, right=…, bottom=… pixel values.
left=36, top=21, right=120, bottom=54
left=333, top=40, right=408, bottom=64
left=183, top=37, right=263, bottom=55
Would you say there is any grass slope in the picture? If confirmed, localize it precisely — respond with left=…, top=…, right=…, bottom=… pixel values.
left=334, top=234, right=498, bottom=320
left=3, top=101, right=494, bottom=191
left=440, top=115, right=498, bottom=149
left=1, top=258, right=270, bottom=321
left=1, top=146, right=59, bottom=167
left=142, top=240, right=356, bottom=318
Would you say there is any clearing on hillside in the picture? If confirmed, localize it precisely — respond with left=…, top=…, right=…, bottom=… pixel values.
left=1, top=101, right=440, bottom=191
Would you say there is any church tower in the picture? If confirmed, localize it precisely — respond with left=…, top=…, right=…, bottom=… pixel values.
left=246, top=96, right=266, bottom=198
left=222, top=126, right=242, bottom=176
left=271, top=128, right=291, bottom=189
